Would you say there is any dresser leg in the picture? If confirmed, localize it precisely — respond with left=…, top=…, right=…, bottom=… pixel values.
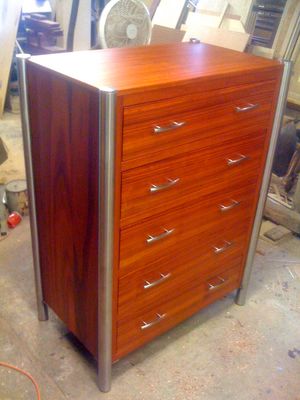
left=17, top=54, right=49, bottom=323
left=38, top=302, right=49, bottom=321
left=235, top=288, right=246, bottom=306
left=97, top=88, right=117, bottom=392
left=235, top=60, right=292, bottom=307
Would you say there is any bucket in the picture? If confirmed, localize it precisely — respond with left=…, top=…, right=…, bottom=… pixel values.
left=5, top=179, right=28, bottom=215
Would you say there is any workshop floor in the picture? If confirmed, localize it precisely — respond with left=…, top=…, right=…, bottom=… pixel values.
left=1, top=109, right=300, bottom=399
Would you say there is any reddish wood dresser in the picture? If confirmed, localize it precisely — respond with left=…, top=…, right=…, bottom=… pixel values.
left=18, top=43, right=283, bottom=391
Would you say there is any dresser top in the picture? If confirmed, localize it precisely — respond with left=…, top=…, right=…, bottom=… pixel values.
left=28, top=42, right=282, bottom=95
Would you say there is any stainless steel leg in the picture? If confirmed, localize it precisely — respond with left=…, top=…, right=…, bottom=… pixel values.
left=97, top=87, right=116, bottom=392
left=17, top=54, right=48, bottom=321
left=235, top=60, right=292, bottom=306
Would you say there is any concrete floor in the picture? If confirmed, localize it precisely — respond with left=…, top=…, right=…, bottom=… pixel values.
left=0, top=103, right=25, bottom=185
left=1, top=109, right=300, bottom=399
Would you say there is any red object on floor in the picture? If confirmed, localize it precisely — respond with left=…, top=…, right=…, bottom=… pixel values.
left=7, top=212, right=22, bottom=228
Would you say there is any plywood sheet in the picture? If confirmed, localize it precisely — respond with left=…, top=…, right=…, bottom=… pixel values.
left=152, top=0, right=186, bottom=29
left=150, top=25, right=185, bottom=45
left=55, top=0, right=91, bottom=50
left=221, top=18, right=245, bottom=33
left=183, top=12, right=249, bottom=52
left=0, top=1, right=22, bottom=117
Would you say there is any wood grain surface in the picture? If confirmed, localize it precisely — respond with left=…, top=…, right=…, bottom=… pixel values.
left=121, top=131, right=266, bottom=227
left=122, top=87, right=274, bottom=169
left=120, top=180, right=257, bottom=276
left=118, top=212, right=250, bottom=319
left=116, top=264, right=241, bottom=358
left=27, top=64, right=99, bottom=356
left=28, top=42, right=283, bottom=95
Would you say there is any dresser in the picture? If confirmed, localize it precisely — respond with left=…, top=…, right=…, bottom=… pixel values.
left=18, top=43, right=283, bottom=391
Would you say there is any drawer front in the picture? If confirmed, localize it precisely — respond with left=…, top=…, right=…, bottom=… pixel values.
left=120, top=182, right=255, bottom=276
left=118, top=253, right=244, bottom=320
left=121, top=131, right=265, bottom=227
left=116, top=264, right=241, bottom=358
left=122, top=81, right=275, bottom=168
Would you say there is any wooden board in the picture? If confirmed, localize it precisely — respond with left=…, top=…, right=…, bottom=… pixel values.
left=152, top=0, right=186, bottom=29
left=0, top=1, right=22, bottom=117
left=183, top=12, right=249, bottom=51
left=221, top=18, right=245, bottom=33
left=195, top=2, right=229, bottom=28
left=150, top=25, right=185, bottom=44
left=54, top=0, right=91, bottom=50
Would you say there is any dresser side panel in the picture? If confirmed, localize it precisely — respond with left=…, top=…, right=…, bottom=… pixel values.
left=27, top=64, right=99, bottom=356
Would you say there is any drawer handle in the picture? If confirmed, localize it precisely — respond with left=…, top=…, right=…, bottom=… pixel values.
left=146, top=228, right=175, bottom=244
left=153, top=121, right=186, bottom=134
left=235, top=103, right=259, bottom=113
left=144, top=273, right=172, bottom=290
left=219, top=200, right=240, bottom=212
left=226, top=154, right=248, bottom=166
left=141, top=313, right=167, bottom=330
left=150, top=178, right=180, bottom=193
left=208, top=277, right=227, bottom=291
left=213, top=240, right=234, bottom=254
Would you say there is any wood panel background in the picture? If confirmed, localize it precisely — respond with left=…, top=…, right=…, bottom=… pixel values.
left=0, top=1, right=22, bottom=116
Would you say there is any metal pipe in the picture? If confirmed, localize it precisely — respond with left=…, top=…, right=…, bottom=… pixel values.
left=16, top=54, right=48, bottom=321
left=235, top=60, right=292, bottom=306
left=97, top=87, right=116, bottom=392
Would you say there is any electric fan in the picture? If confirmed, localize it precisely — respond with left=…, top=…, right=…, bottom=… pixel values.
left=98, top=0, right=152, bottom=48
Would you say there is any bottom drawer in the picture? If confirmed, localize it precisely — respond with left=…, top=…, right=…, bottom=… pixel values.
left=116, top=264, right=241, bottom=358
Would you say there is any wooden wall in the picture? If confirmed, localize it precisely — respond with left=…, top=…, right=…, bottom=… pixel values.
left=0, top=1, right=22, bottom=117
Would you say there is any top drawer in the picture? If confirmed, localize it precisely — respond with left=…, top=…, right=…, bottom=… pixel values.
left=122, top=80, right=276, bottom=169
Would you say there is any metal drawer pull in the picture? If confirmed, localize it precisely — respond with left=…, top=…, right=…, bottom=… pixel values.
left=146, top=228, right=175, bottom=244
left=144, top=273, right=172, bottom=290
left=213, top=240, right=233, bottom=254
left=208, top=277, right=227, bottom=291
left=150, top=178, right=180, bottom=193
left=141, top=313, right=167, bottom=330
left=226, top=154, right=248, bottom=166
left=235, top=103, right=259, bottom=113
left=153, top=121, right=186, bottom=134
left=219, top=200, right=240, bottom=212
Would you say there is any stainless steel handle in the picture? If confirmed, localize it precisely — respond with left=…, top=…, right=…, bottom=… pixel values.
left=146, top=228, right=175, bottom=244
left=144, top=273, right=172, bottom=290
left=213, top=240, right=233, bottom=254
left=150, top=178, right=180, bottom=193
left=141, top=313, right=167, bottom=330
left=235, top=103, right=259, bottom=113
left=153, top=121, right=186, bottom=134
left=219, top=200, right=240, bottom=212
left=226, top=154, right=248, bottom=166
left=208, top=277, right=227, bottom=291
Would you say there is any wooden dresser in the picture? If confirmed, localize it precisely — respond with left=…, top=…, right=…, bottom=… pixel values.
left=18, top=43, right=283, bottom=391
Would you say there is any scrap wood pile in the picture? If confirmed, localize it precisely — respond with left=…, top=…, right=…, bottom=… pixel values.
left=24, top=13, right=64, bottom=53
left=150, top=0, right=250, bottom=52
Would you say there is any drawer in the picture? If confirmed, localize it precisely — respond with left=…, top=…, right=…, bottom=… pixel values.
left=120, top=183, right=255, bottom=277
left=121, top=131, right=265, bottom=227
left=118, top=252, right=244, bottom=320
left=116, top=264, right=241, bottom=358
left=122, top=81, right=275, bottom=168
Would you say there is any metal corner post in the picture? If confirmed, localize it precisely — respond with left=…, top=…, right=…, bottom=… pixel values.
left=16, top=54, right=48, bottom=321
left=235, top=60, right=292, bottom=306
left=97, top=87, right=116, bottom=392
